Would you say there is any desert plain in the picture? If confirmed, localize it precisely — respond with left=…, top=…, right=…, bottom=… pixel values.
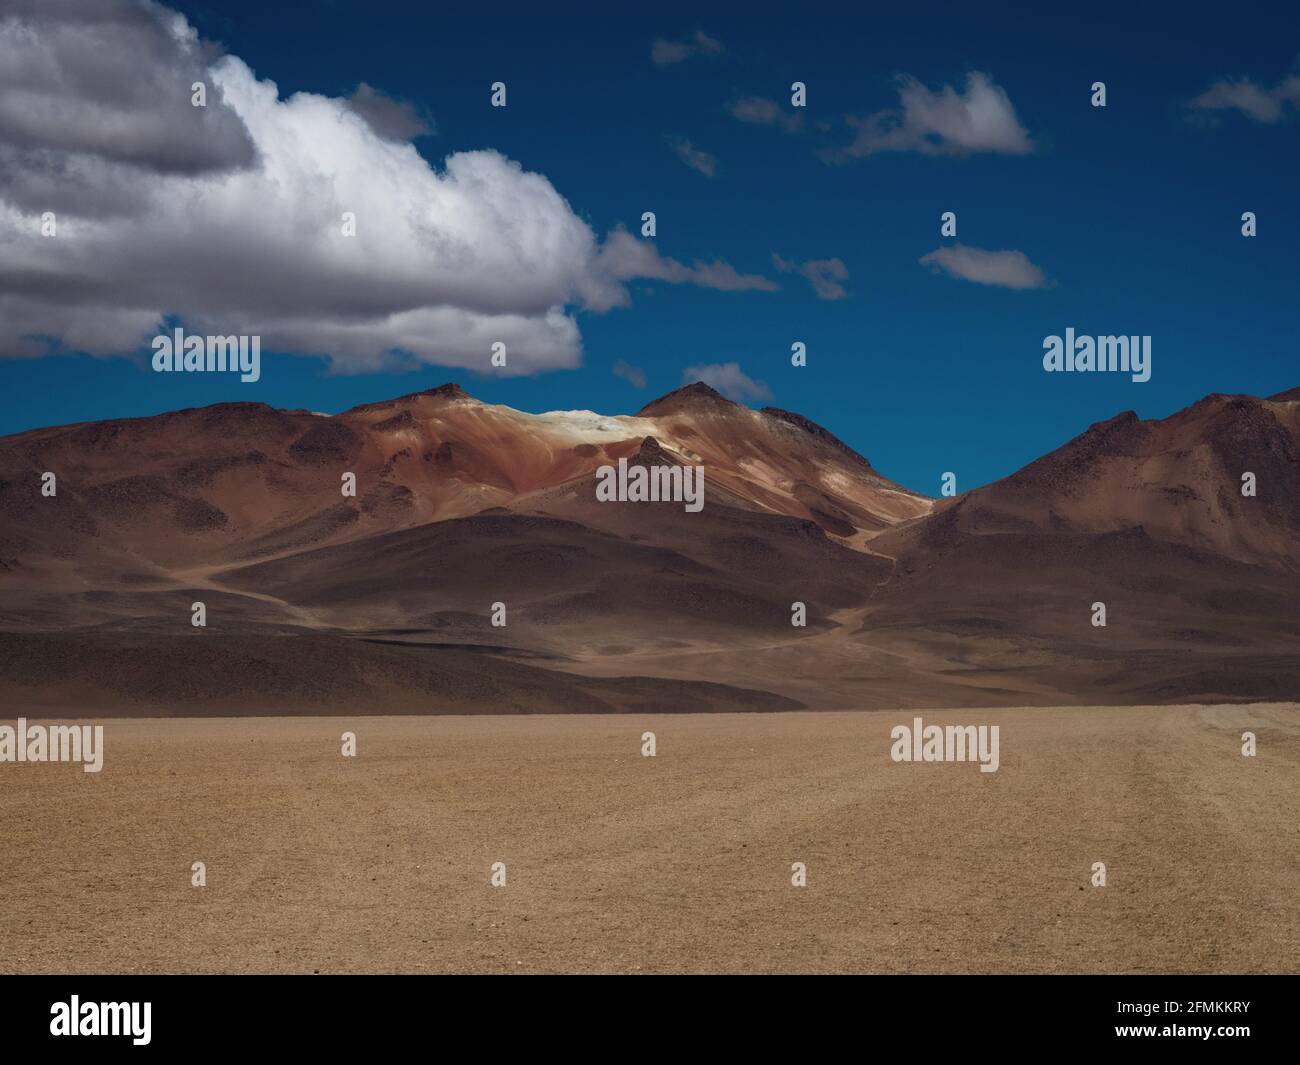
left=2, top=702, right=1296, bottom=974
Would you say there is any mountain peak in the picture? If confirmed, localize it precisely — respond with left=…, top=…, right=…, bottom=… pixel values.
left=631, top=435, right=675, bottom=466
left=342, top=382, right=473, bottom=416
left=761, top=407, right=873, bottom=469
left=636, top=381, right=733, bottom=417
left=420, top=382, right=472, bottom=401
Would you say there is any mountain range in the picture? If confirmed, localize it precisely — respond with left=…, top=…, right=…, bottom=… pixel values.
left=1, top=381, right=1296, bottom=715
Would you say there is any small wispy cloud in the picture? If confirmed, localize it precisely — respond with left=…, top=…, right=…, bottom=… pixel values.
left=729, top=96, right=804, bottom=134
left=612, top=360, right=647, bottom=389
left=773, top=254, right=850, bottom=300
left=919, top=245, right=1049, bottom=290
left=668, top=136, right=718, bottom=177
left=1188, top=73, right=1300, bottom=124
left=344, top=83, right=433, bottom=141
left=826, top=72, right=1033, bottom=161
left=597, top=229, right=777, bottom=293
left=651, top=30, right=723, bottom=67
left=683, top=361, right=772, bottom=403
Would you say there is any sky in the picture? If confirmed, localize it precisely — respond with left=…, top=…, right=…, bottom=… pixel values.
left=1, top=0, right=1297, bottom=493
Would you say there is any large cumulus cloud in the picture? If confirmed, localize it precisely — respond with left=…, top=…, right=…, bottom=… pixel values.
left=0, top=0, right=773, bottom=375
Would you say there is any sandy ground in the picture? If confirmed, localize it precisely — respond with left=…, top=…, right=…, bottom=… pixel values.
left=1, top=703, right=1297, bottom=974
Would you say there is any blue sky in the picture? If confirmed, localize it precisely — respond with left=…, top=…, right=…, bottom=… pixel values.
left=2, top=0, right=1297, bottom=493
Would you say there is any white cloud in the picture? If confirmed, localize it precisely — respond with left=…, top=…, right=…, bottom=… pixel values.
left=729, top=96, right=804, bottom=134
left=0, top=0, right=254, bottom=178
left=612, top=360, right=646, bottom=388
left=0, top=2, right=771, bottom=375
left=344, top=83, right=433, bottom=141
left=682, top=361, right=772, bottom=403
left=829, top=72, right=1033, bottom=160
left=668, top=136, right=718, bottom=177
left=773, top=254, right=849, bottom=300
left=597, top=229, right=776, bottom=294
left=651, top=30, right=723, bottom=67
left=1188, top=74, right=1300, bottom=124
left=919, top=245, right=1049, bottom=290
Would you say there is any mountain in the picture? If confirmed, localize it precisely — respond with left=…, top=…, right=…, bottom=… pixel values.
left=884, top=392, right=1300, bottom=568
left=864, top=390, right=1300, bottom=705
left=0, top=380, right=927, bottom=582
left=0, top=384, right=1295, bottom=714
